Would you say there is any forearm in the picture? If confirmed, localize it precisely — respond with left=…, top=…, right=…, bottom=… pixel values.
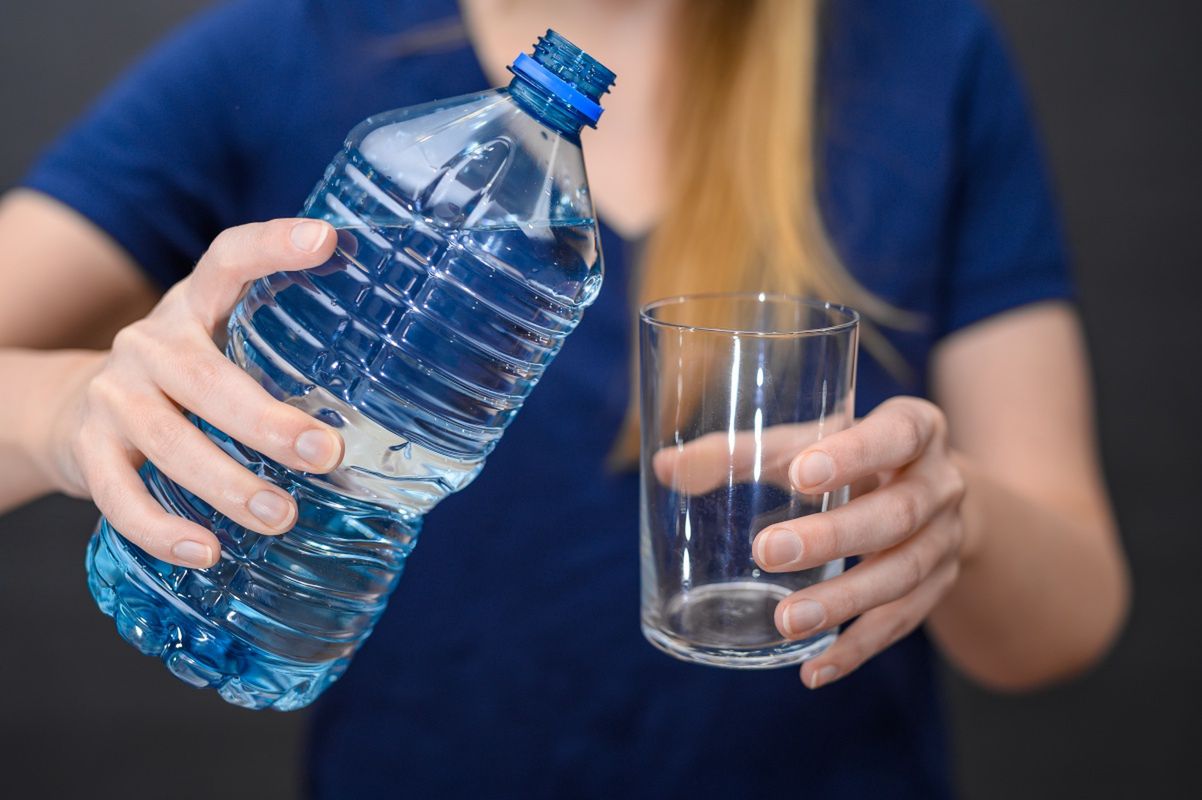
left=0, top=348, right=102, bottom=512
left=926, top=453, right=1130, bottom=691
left=0, top=192, right=158, bottom=509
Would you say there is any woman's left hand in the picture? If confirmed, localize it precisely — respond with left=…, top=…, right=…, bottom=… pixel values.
left=752, top=396, right=968, bottom=689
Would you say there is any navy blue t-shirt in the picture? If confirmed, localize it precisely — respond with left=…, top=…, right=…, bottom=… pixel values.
left=23, top=1, right=1071, bottom=797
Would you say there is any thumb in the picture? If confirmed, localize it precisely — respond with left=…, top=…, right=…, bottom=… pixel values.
left=185, top=218, right=336, bottom=330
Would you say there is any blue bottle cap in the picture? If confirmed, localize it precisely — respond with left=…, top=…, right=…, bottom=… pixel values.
left=509, top=30, right=616, bottom=128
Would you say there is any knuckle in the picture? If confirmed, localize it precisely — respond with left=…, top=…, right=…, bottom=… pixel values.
left=809, top=513, right=844, bottom=559
left=925, top=401, right=949, bottom=439
left=881, top=611, right=915, bottom=650
left=896, top=411, right=925, bottom=456
left=111, top=322, right=157, bottom=359
left=847, top=640, right=872, bottom=671
left=825, top=582, right=859, bottom=621
left=84, top=372, right=120, bottom=410
left=945, top=466, right=967, bottom=506
left=126, top=521, right=154, bottom=553
left=193, top=357, right=225, bottom=393
left=201, top=227, right=238, bottom=261
left=215, top=455, right=262, bottom=493
left=884, top=396, right=943, bottom=454
left=179, top=356, right=225, bottom=404
left=109, top=324, right=137, bottom=353
left=246, top=403, right=300, bottom=454
left=904, top=396, right=940, bottom=422
left=143, top=410, right=189, bottom=459
left=266, top=401, right=307, bottom=435
left=892, top=489, right=923, bottom=534
left=208, top=253, right=244, bottom=287
left=845, top=628, right=878, bottom=669
left=833, top=434, right=869, bottom=478
left=942, top=559, right=961, bottom=592
left=199, top=231, right=249, bottom=284
left=130, top=521, right=165, bottom=556
left=915, top=398, right=948, bottom=442
left=897, top=547, right=925, bottom=589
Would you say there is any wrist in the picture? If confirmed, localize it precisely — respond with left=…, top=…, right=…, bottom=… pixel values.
left=8, top=348, right=105, bottom=497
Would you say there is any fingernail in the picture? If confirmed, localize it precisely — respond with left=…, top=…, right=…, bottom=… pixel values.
left=783, top=599, right=826, bottom=637
left=793, top=451, right=834, bottom=489
left=808, top=665, right=839, bottom=689
left=295, top=429, right=341, bottom=470
left=759, top=528, right=803, bottom=567
left=290, top=220, right=328, bottom=252
left=172, top=540, right=214, bottom=568
left=249, top=490, right=294, bottom=530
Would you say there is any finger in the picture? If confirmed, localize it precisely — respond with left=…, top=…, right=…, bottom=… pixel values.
left=186, top=218, right=336, bottom=329
left=771, top=514, right=957, bottom=640
left=117, top=392, right=299, bottom=536
left=81, top=434, right=221, bottom=568
left=787, top=397, right=944, bottom=493
left=800, top=557, right=960, bottom=689
left=147, top=335, right=343, bottom=473
left=753, top=465, right=956, bottom=572
left=652, top=421, right=821, bottom=494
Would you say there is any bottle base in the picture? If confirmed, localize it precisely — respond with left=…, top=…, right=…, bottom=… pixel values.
left=87, top=521, right=345, bottom=711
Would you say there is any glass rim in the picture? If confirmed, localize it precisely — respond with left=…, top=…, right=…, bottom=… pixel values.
left=639, top=293, right=860, bottom=338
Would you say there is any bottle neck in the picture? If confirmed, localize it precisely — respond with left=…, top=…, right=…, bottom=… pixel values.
left=507, top=75, right=588, bottom=137
left=505, top=31, right=614, bottom=137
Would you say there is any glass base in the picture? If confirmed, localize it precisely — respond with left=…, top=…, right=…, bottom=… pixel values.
left=642, top=581, right=836, bottom=669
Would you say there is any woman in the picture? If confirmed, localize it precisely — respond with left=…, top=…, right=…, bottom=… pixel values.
left=0, top=0, right=1128, bottom=796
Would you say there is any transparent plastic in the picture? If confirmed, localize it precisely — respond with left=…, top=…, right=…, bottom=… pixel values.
left=86, top=32, right=615, bottom=710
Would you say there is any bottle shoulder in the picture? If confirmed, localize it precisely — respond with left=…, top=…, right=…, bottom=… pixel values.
left=341, top=88, right=594, bottom=232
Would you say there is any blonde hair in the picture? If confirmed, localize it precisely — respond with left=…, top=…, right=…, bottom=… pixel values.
left=611, top=0, right=905, bottom=465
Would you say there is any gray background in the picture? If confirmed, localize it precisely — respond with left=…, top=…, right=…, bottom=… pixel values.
left=1, top=1, right=1199, bottom=797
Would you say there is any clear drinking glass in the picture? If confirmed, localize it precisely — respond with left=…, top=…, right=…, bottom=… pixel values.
left=639, top=294, right=859, bottom=668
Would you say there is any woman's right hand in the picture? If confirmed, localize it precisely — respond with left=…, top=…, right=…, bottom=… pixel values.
left=39, top=218, right=344, bottom=569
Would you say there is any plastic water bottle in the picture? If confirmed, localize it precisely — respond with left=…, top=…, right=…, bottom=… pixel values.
left=85, top=31, right=615, bottom=710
